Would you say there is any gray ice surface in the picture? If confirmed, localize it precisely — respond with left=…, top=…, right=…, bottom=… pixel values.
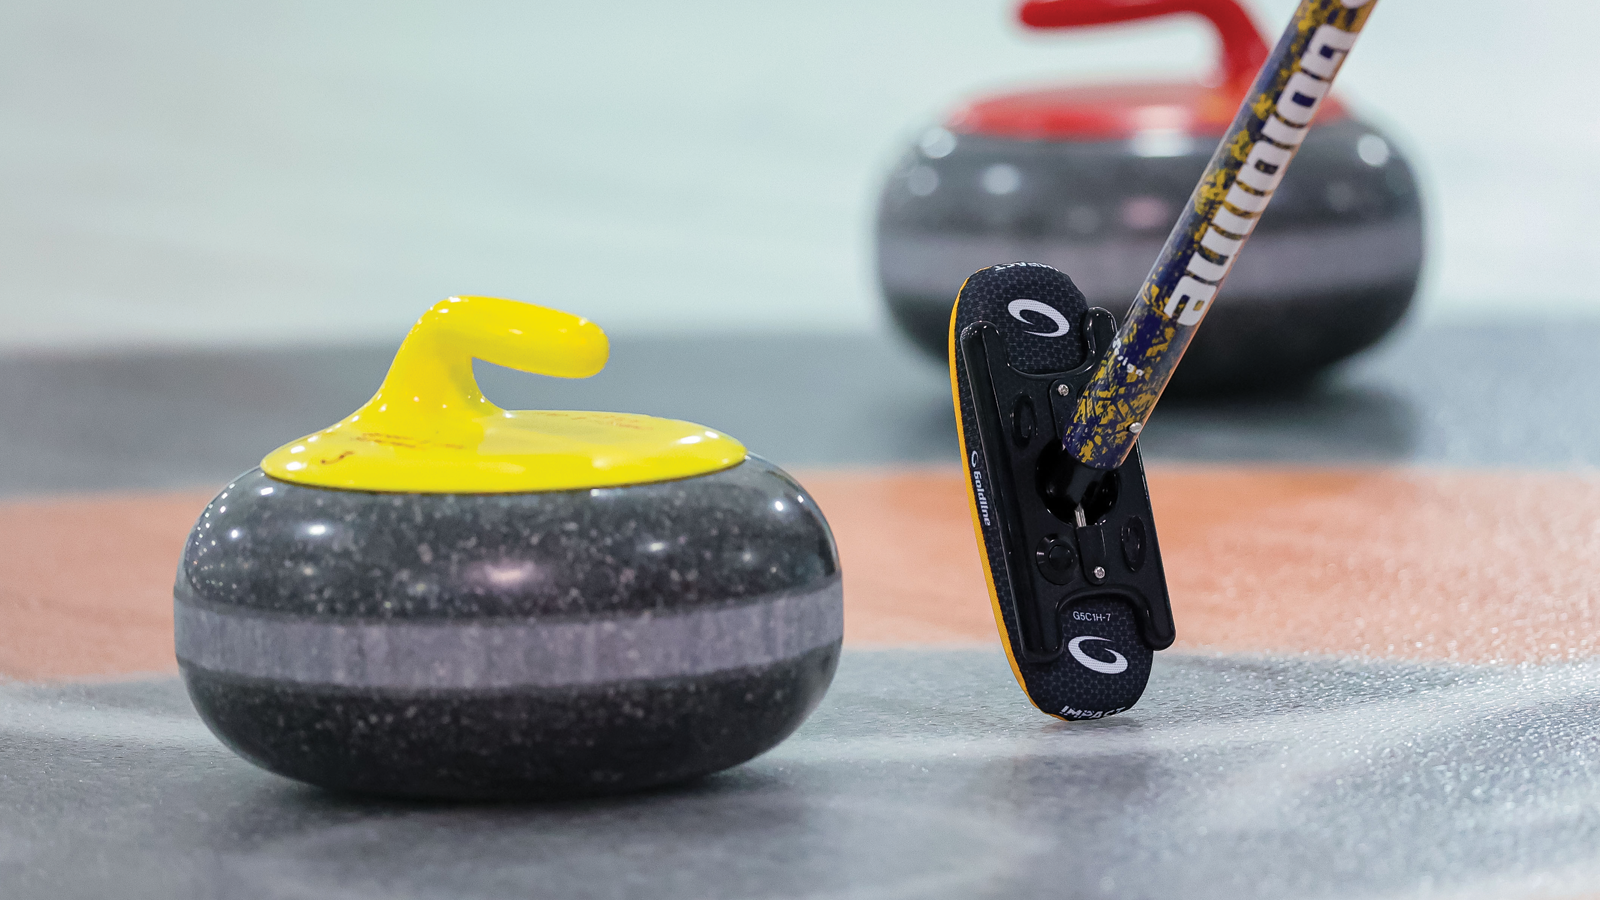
left=3, top=649, right=1599, bottom=900
left=2, top=321, right=1598, bottom=498
left=5, top=326, right=1599, bottom=898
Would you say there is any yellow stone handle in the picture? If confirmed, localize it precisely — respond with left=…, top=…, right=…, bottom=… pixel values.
left=262, top=296, right=745, bottom=493
left=360, top=296, right=609, bottom=437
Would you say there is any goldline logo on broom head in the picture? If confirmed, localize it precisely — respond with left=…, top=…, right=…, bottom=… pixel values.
left=1007, top=299, right=1071, bottom=338
left=969, top=450, right=992, bottom=528
left=1068, top=636, right=1129, bottom=675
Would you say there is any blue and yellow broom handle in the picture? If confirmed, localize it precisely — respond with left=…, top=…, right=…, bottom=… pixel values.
left=1063, top=0, right=1380, bottom=470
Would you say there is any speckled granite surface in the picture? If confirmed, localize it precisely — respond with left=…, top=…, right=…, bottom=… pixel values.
left=175, top=460, right=842, bottom=797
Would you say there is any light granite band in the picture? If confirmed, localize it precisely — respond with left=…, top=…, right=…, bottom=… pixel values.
left=175, top=576, right=842, bottom=690
left=880, top=219, right=1423, bottom=300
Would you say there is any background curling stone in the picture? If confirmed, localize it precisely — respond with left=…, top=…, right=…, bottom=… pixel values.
left=175, top=296, right=842, bottom=800
left=876, top=0, right=1424, bottom=394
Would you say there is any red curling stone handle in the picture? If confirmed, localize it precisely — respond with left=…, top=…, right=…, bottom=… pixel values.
left=1018, top=0, right=1270, bottom=89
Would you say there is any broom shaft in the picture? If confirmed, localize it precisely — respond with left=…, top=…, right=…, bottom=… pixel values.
left=1063, top=0, right=1381, bottom=469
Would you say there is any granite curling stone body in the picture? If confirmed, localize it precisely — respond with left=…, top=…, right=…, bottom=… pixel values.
left=175, top=297, right=843, bottom=799
left=876, top=0, right=1423, bottom=393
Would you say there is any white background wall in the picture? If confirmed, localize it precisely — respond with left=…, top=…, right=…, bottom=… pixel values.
left=1, top=0, right=1595, bottom=350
